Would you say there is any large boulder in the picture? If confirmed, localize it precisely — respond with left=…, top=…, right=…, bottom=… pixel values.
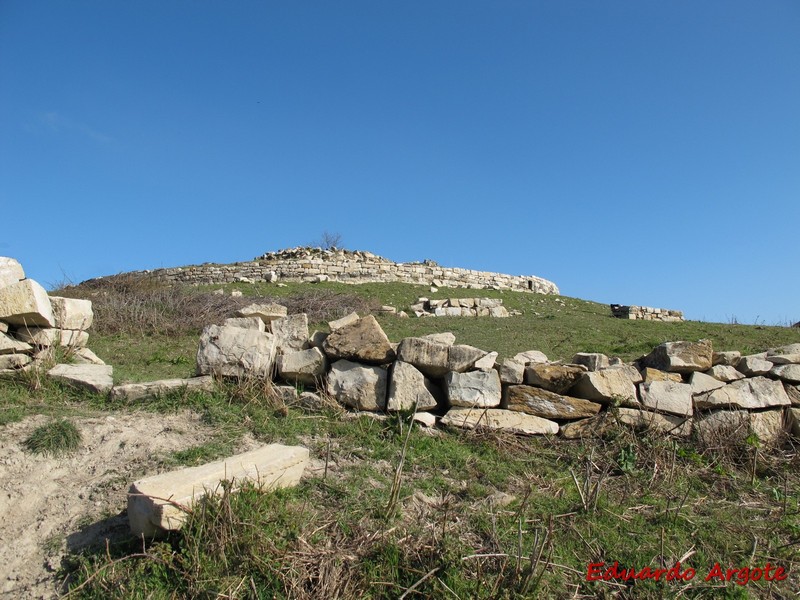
left=386, top=361, right=439, bottom=412
left=0, top=279, right=55, bottom=327
left=49, top=296, right=94, bottom=330
left=196, top=324, right=276, bottom=378
left=327, top=359, right=387, bottom=411
left=441, top=407, right=558, bottom=436
left=278, top=347, right=327, bottom=386
left=506, top=385, right=601, bottom=420
left=445, top=370, right=502, bottom=408
left=0, top=257, right=25, bottom=288
left=236, top=302, right=287, bottom=324
left=643, top=340, right=713, bottom=373
left=638, top=381, right=693, bottom=417
left=571, top=353, right=609, bottom=372
left=322, top=315, right=395, bottom=364
left=396, top=337, right=450, bottom=378
left=694, top=377, right=790, bottom=410
left=110, top=376, right=215, bottom=402
left=524, top=363, right=587, bottom=394
left=271, top=314, right=309, bottom=353
left=570, top=370, right=638, bottom=406
left=47, top=363, right=113, bottom=394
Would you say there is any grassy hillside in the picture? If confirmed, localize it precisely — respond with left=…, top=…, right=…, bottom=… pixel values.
left=4, top=279, right=800, bottom=598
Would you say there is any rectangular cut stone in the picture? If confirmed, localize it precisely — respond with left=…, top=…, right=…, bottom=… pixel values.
left=128, top=444, right=309, bottom=537
left=15, top=327, right=89, bottom=348
left=49, top=296, right=94, bottom=330
left=695, top=377, right=790, bottom=410
left=441, top=407, right=558, bottom=435
left=0, top=279, right=55, bottom=327
left=47, top=363, right=113, bottom=394
left=639, top=381, right=693, bottom=417
left=110, top=376, right=215, bottom=402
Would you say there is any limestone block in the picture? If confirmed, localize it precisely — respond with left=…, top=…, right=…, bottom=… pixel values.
left=328, top=312, right=360, bottom=331
left=571, top=353, right=609, bottom=372
left=616, top=407, right=692, bottom=437
left=606, top=363, right=644, bottom=384
left=69, top=347, right=105, bottom=365
left=421, top=332, right=456, bottom=346
left=128, top=444, right=309, bottom=537
left=0, top=331, right=31, bottom=355
left=196, top=324, right=276, bottom=378
left=766, top=353, right=800, bottom=365
left=570, top=370, right=638, bottom=406
left=785, top=384, right=800, bottom=406
left=278, top=347, right=327, bottom=386
left=712, top=351, right=741, bottom=366
left=750, top=410, right=784, bottom=445
left=474, top=351, right=498, bottom=370
left=506, top=385, right=601, bottom=420
left=788, top=407, right=800, bottom=436
left=0, top=257, right=25, bottom=288
left=396, top=337, right=450, bottom=378
left=14, top=327, right=89, bottom=348
left=236, top=302, right=287, bottom=324
left=705, top=365, right=745, bottom=383
left=49, top=296, right=94, bottom=330
left=689, top=371, right=726, bottom=395
left=327, top=359, right=387, bottom=411
left=441, top=407, right=558, bottom=436
left=445, top=370, right=501, bottom=408
left=770, top=364, right=800, bottom=384
left=448, top=344, right=489, bottom=372
left=643, top=340, right=712, bottom=373
left=639, top=381, right=693, bottom=417
left=512, top=350, right=549, bottom=365
left=322, top=314, right=395, bottom=364
left=489, top=306, right=509, bottom=318
left=642, top=368, right=683, bottom=384
left=498, top=358, right=525, bottom=385
left=387, top=361, right=439, bottom=412
left=0, top=353, right=31, bottom=370
left=736, top=355, right=773, bottom=377
left=693, top=410, right=751, bottom=445
left=47, top=363, right=113, bottom=394
left=524, top=363, right=587, bottom=394
left=413, top=412, right=437, bottom=427
left=110, top=376, right=215, bottom=402
left=272, top=314, right=309, bottom=353
left=694, top=377, right=790, bottom=410
left=223, top=316, right=266, bottom=331
left=0, top=279, right=55, bottom=327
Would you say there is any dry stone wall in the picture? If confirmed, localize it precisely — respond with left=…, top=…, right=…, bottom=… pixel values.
left=108, top=247, right=559, bottom=295
left=611, top=304, right=684, bottom=322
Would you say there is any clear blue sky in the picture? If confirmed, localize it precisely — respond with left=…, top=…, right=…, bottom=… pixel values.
left=1, top=2, right=798, bottom=324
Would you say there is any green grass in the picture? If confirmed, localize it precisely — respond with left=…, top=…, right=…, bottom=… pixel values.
left=23, top=419, right=83, bottom=457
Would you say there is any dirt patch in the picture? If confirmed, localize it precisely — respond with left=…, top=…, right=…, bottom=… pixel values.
left=0, top=411, right=235, bottom=599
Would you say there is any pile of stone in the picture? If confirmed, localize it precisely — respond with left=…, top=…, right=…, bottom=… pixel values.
left=410, top=297, right=511, bottom=318
left=255, top=246, right=392, bottom=264
left=611, top=304, right=684, bottom=322
left=0, top=258, right=110, bottom=389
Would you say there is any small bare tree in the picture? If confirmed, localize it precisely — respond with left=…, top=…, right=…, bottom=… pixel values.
left=314, top=231, right=343, bottom=250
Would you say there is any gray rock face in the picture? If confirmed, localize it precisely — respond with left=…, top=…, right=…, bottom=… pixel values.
left=128, top=444, right=309, bottom=537
left=14, top=327, right=89, bottom=348
left=571, top=353, right=609, bottom=372
left=236, top=302, right=287, bottom=323
left=524, top=363, right=587, bottom=394
left=445, top=370, right=502, bottom=408
left=271, top=314, right=309, bottom=353
left=705, top=365, right=745, bottom=383
left=639, top=381, right=693, bottom=417
left=570, top=370, right=638, bottom=406
left=396, top=337, right=450, bottom=378
left=0, top=279, right=55, bottom=327
left=49, top=296, right=94, bottom=330
left=327, top=359, right=387, bottom=411
left=196, top=324, right=276, bottom=378
left=441, top=407, right=558, bottom=435
left=0, top=331, right=31, bottom=355
left=694, top=377, right=791, bottom=410
left=689, top=371, right=726, bottom=395
left=322, top=315, right=395, bottom=364
left=770, top=364, right=800, bottom=384
left=643, top=340, right=713, bottom=373
left=736, top=355, right=773, bottom=377
left=498, top=358, right=525, bottom=385
left=110, top=376, right=215, bottom=402
left=506, top=385, right=601, bottom=420
left=616, top=407, right=692, bottom=437
left=447, top=344, right=489, bottom=372
left=47, top=363, right=113, bottom=394
left=223, top=316, right=265, bottom=331
left=278, top=347, right=328, bottom=386
left=0, top=257, right=25, bottom=288
left=387, top=361, right=439, bottom=412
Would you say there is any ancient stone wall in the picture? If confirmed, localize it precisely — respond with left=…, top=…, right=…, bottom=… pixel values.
left=611, top=304, right=684, bottom=322
left=113, top=247, right=560, bottom=295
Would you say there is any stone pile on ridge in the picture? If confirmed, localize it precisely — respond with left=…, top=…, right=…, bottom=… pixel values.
left=410, top=297, right=511, bottom=318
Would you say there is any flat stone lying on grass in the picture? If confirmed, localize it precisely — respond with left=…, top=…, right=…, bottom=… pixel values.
left=110, top=376, right=215, bottom=402
left=47, top=363, right=113, bottom=394
left=506, top=385, right=601, bottom=420
left=128, top=444, right=309, bottom=537
left=70, top=347, right=105, bottom=365
left=441, top=407, right=558, bottom=435
left=0, top=279, right=55, bottom=327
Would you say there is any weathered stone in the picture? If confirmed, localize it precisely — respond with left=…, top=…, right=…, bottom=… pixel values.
left=0, top=257, right=24, bottom=288
left=0, top=331, right=31, bottom=355
left=616, top=407, right=692, bottom=437
left=788, top=407, right=800, bottom=436
left=474, top=351, right=498, bottom=370
left=559, top=415, right=614, bottom=439
left=766, top=353, right=800, bottom=365
left=327, top=359, right=387, bottom=411
left=736, top=355, right=773, bottom=377
left=278, top=347, right=327, bottom=386
left=420, top=332, right=456, bottom=346
left=642, top=367, right=683, bottom=384
left=606, top=363, right=644, bottom=384
left=694, top=410, right=750, bottom=445
left=441, top=407, right=558, bottom=435
left=512, top=350, right=549, bottom=365
left=712, top=351, right=741, bottom=366
left=498, top=358, right=525, bottom=385
left=71, top=347, right=105, bottom=365
left=489, top=306, right=509, bottom=318
left=770, top=364, right=800, bottom=384
left=328, top=312, right=359, bottom=330
left=396, top=337, right=450, bottom=378
left=308, top=330, right=328, bottom=348
left=643, top=340, right=712, bottom=373
left=272, top=314, right=309, bottom=353
left=506, top=385, right=601, bottom=420
left=689, top=371, right=726, bottom=395
left=446, top=370, right=502, bottom=408
left=750, top=411, right=784, bottom=445
left=0, top=353, right=31, bottom=370
left=386, top=361, right=439, bottom=412
left=639, top=381, right=693, bottom=417
left=524, top=363, right=587, bottom=394
left=48, top=296, right=94, bottom=330
left=785, top=384, right=800, bottom=407
left=47, top=363, right=113, bottom=394
left=223, top=316, right=265, bottom=331
left=128, top=444, right=309, bottom=537
left=236, top=302, right=287, bottom=323
left=0, top=279, right=55, bottom=327
left=448, top=344, right=489, bottom=372
left=774, top=343, right=800, bottom=355
left=705, top=365, right=745, bottom=383
left=571, top=353, right=609, bottom=372
left=570, top=370, right=638, bottom=406
left=413, top=412, right=437, bottom=427
left=322, top=315, right=394, bottom=364
left=196, top=324, right=276, bottom=378
left=14, top=327, right=89, bottom=348
left=110, top=376, right=215, bottom=402
left=0, top=322, right=6, bottom=333
left=694, top=377, right=790, bottom=410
